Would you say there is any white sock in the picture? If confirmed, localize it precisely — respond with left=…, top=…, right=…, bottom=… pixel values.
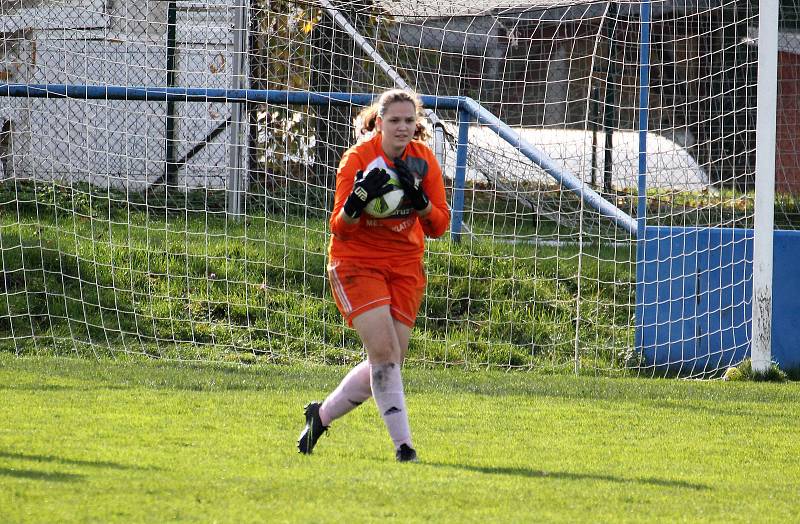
left=371, top=362, right=412, bottom=449
left=318, top=360, right=372, bottom=426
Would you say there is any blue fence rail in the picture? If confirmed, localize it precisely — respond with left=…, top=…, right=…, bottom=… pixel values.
left=0, top=84, right=638, bottom=237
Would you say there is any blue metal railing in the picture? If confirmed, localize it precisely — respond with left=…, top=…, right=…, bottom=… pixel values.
left=0, top=84, right=638, bottom=237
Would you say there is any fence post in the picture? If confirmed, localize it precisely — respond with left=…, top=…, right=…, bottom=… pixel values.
left=227, top=0, right=249, bottom=219
left=165, top=1, right=179, bottom=185
left=450, top=109, right=471, bottom=243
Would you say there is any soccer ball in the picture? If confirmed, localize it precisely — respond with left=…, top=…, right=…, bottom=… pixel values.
left=722, top=367, right=743, bottom=381
left=364, top=168, right=404, bottom=218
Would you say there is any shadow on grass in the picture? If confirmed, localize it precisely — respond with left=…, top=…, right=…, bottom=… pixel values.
left=0, top=384, right=97, bottom=392
left=426, top=462, right=709, bottom=491
left=0, top=384, right=132, bottom=392
left=0, top=451, right=158, bottom=471
left=0, top=467, right=84, bottom=482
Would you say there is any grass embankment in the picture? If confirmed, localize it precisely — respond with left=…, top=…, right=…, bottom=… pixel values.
left=1, top=355, right=799, bottom=523
left=0, top=180, right=636, bottom=370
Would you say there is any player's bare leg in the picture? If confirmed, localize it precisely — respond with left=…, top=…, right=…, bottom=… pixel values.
left=314, top=318, right=408, bottom=428
left=298, top=307, right=417, bottom=460
left=353, top=306, right=418, bottom=462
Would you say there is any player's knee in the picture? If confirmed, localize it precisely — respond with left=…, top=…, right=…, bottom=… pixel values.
left=367, top=343, right=401, bottom=364
left=365, top=332, right=402, bottom=364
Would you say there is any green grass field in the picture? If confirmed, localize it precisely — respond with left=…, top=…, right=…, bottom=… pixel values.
left=0, top=179, right=636, bottom=371
left=2, top=355, right=799, bottom=523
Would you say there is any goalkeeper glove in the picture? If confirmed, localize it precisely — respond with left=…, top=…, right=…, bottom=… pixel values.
left=394, top=157, right=429, bottom=211
left=343, top=168, right=392, bottom=219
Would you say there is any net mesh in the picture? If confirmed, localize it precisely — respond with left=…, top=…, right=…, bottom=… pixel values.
left=0, top=0, right=795, bottom=376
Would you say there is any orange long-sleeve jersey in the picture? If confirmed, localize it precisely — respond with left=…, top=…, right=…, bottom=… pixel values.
left=329, top=133, right=450, bottom=261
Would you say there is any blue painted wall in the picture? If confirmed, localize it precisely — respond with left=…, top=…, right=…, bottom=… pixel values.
left=636, top=226, right=800, bottom=374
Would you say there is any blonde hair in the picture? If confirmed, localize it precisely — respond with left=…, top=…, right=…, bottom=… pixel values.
left=353, top=89, right=431, bottom=142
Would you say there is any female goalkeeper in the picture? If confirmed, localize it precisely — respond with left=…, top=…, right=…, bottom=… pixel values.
left=297, top=89, right=449, bottom=462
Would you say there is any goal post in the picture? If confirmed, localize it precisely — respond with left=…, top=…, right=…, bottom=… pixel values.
left=751, top=0, right=780, bottom=374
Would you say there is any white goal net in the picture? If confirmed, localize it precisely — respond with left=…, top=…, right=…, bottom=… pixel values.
left=1, top=0, right=796, bottom=377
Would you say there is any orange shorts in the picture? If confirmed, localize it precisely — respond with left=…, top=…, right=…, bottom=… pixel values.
left=327, top=258, right=427, bottom=328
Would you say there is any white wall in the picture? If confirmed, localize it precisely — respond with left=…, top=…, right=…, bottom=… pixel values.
left=0, top=0, right=236, bottom=189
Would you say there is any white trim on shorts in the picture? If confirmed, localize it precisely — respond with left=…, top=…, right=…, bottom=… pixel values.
left=328, top=264, right=353, bottom=314
left=390, top=306, right=415, bottom=326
